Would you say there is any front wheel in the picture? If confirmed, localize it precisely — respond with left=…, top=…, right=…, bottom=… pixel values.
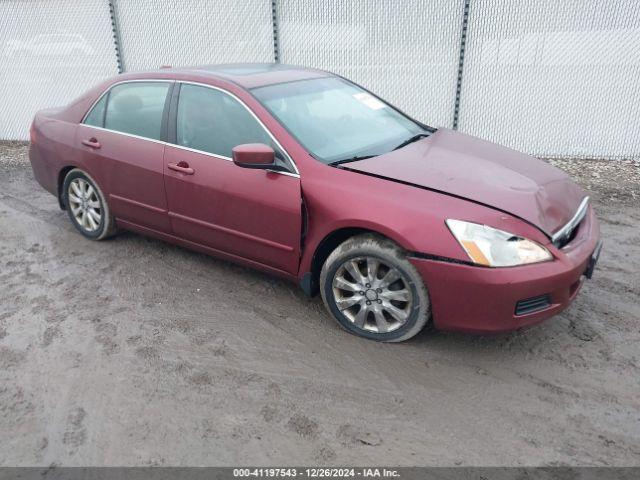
left=320, top=234, right=430, bottom=342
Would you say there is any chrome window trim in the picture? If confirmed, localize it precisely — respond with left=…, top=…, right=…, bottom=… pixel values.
left=81, top=78, right=174, bottom=125
left=551, top=196, right=589, bottom=246
left=177, top=80, right=299, bottom=176
left=80, top=78, right=300, bottom=178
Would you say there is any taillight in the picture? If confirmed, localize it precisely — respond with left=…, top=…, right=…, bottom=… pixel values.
left=29, top=122, right=36, bottom=143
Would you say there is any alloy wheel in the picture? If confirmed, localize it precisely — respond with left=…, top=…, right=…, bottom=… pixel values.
left=331, top=256, right=413, bottom=333
left=68, top=178, right=102, bottom=232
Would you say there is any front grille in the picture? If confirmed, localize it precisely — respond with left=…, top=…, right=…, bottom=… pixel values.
left=552, top=197, right=589, bottom=249
left=515, top=294, right=551, bottom=316
left=554, top=222, right=580, bottom=249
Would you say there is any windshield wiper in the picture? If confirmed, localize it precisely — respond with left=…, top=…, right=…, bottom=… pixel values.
left=392, top=132, right=431, bottom=151
left=328, top=155, right=377, bottom=167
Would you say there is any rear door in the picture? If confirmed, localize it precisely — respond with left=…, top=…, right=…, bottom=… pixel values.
left=163, top=83, right=302, bottom=275
left=78, top=80, right=172, bottom=232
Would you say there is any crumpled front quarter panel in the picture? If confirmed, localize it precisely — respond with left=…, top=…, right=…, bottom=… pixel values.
left=298, top=162, right=551, bottom=278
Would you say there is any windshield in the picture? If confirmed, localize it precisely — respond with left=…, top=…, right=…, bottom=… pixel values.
left=252, top=77, right=428, bottom=164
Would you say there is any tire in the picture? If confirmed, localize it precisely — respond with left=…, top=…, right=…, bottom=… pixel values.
left=320, top=233, right=430, bottom=342
left=62, top=169, right=116, bottom=240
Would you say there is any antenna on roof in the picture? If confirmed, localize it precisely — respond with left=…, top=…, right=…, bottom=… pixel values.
left=160, top=65, right=171, bottom=69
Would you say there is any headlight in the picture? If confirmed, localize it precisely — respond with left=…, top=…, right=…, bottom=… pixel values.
left=446, top=219, right=552, bottom=267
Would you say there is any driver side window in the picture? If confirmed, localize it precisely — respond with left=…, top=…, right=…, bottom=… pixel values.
left=176, top=84, right=280, bottom=161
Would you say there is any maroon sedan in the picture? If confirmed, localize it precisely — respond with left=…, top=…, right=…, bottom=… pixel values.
left=29, top=64, right=601, bottom=342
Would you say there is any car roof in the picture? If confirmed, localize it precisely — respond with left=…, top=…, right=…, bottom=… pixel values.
left=152, top=63, right=333, bottom=89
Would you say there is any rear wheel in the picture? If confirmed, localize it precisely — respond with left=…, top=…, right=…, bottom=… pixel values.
left=62, top=169, right=116, bottom=240
left=320, top=234, right=430, bottom=342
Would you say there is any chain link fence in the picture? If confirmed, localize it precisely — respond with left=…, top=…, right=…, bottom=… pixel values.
left=0, top=0, right=119, bottom=141
left=113, top=0, right=274, bottom=71
left=458, top=0, right=640, bottom=158
left=1, top=0, right=638, bottom=159
left=277, top=0, right=464, bottom=128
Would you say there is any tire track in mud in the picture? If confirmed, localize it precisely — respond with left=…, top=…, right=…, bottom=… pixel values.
left=1, top=152, right=639, bottom=465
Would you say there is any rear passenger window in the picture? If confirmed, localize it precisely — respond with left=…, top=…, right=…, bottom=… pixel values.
left=176, top=84, right=272, bottom=158
left=84, top=94, right=107, bottom=127
left=103, top=82, right=170, bottom=140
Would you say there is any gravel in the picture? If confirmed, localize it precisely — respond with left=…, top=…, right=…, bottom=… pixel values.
left=546, top=157, right=640, bottom=207
left=0, top=141, right=30, bottom=168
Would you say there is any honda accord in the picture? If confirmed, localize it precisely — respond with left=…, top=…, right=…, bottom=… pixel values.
left=29, top=64, right=602, bottom=341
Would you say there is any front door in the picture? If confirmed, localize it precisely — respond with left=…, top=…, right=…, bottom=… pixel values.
left=163, top=83, right=301, bottom=275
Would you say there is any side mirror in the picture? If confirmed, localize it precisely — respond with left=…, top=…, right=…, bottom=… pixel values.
left=232, top=143, right=277, bottom=170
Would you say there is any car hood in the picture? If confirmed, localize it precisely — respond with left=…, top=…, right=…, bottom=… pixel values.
left=345, top=128, right=586, bottom=237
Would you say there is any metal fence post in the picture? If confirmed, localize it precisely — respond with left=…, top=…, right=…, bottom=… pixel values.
left=452, top=0, right=471, bottom=130
left=108, top=0, right=124, bottom=73
left=272, top=0, right=280, bottom=62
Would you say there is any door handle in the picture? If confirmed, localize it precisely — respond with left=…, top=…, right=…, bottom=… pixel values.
left=167, top=161, right=194, bottom=175
left=81, top=137, right=101, bottom=149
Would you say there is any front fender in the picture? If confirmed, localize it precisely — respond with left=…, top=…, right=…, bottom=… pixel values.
left=298, top=166, right=550, bottom=279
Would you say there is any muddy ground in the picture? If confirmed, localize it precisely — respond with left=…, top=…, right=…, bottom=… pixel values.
left=0, top=142, right=638, bottom=466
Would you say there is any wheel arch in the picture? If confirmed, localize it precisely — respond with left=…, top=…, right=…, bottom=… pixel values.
left=301, top=226, right=408, bottom=297
left=57, top=165, right=78, bottom=210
